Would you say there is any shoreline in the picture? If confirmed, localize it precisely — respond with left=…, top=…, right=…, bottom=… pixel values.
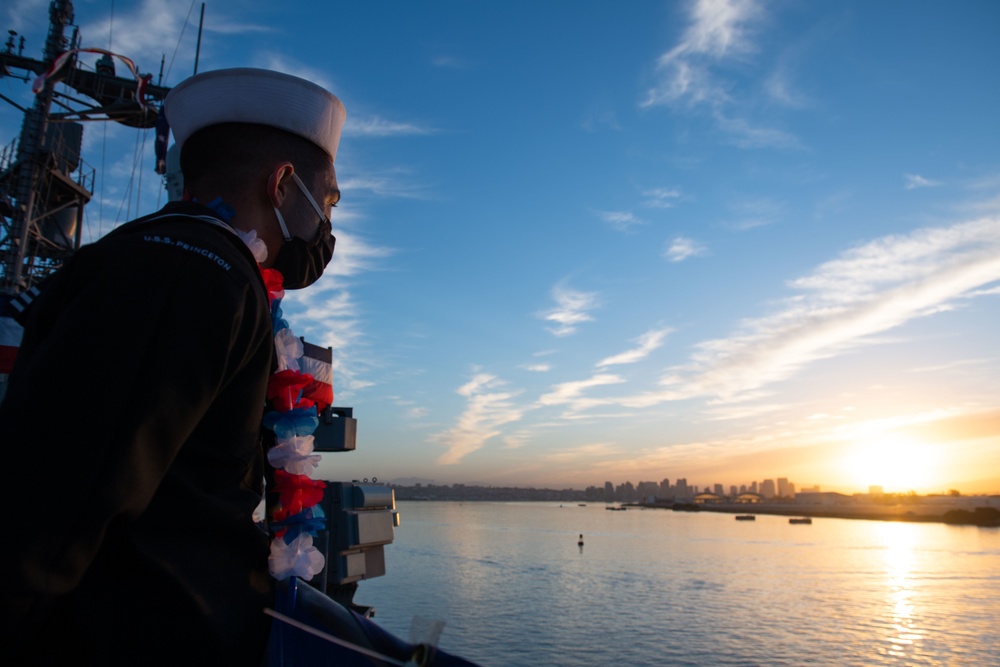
left=631, top=501, right=1000, bottom=527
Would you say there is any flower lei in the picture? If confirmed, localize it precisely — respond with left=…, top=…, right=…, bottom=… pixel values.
left=227, top=216, right=329, bottom=581
left=248, top=243, right=329, bottom=582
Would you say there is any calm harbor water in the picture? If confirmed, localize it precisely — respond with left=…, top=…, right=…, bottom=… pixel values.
left=357, top=501, right=1000, bottom=667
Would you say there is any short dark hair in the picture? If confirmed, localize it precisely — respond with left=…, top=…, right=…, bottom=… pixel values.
left=180, top=122, right=331, bottom=192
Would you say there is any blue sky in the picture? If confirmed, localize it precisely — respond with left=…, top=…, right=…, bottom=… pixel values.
left=4, top=0, right=999, bottom=494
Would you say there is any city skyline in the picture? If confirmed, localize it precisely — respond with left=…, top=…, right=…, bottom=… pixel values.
left=391, top=474, right=987, bottom=499
left=3, top=1, right=998, bottom=495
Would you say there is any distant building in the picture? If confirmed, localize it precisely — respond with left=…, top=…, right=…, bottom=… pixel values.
left=795, top=492, right=854, bottom=506
left=693, top=492, right=723, bottom=504
left=714, top=483, right=725, bottom=497
left=870, top=485, right=884, bottom=496
left=730, top=485, right=738, bottom=497
left=613, top=481, right=637, bottom=501
left=637, top=481, right=659, bottom=499
left=735, top=493, right=763, bottom=504
left=760, top=479, right=776, bottom=499
left=777, top=478, right=790, bottom=498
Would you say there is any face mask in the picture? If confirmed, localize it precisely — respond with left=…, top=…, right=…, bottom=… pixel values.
left=271, top=172, right=337, bottom=289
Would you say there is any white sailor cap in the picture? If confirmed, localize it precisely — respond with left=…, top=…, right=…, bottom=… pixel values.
left=164, top=68, right=346, bottom=162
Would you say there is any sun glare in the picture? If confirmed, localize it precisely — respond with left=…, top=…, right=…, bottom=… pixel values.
left=841, top=434, right=941, bottom=493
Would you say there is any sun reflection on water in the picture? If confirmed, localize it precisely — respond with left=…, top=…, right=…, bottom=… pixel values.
left=877, top=522, right=924, bottom=660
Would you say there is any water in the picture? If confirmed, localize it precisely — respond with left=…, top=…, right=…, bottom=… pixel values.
left=357, top=502, right=1000, bottom=666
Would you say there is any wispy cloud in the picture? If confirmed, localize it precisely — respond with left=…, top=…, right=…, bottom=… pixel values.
left=907, top=357, right=996, bottom=374
left=764, top=37, right=817, bottom=110
left=712, top=111, right=802, bottom=150
left=318, top=227, right=395, bottom=279
left=339, top=169, right=430, bottom=200
left=539, top=215, right=1000, bottom=416
left=765, top=67, right=810, bottom=108
left=967, top=172, right=1000, bottom=191
left=665, top=236, right=707, bottom=262
left=596, top=328, right=674, bottom=368
left=5, top=0, right=47, bottom=31
left=904, top=174, right=942, bottom=190
left=537, top=374, right=626, bottom=409
left=519, top=363, right=552, bottom=372
left=427, top=216, right=1000, bottom=444
left=966, top=285, right=1000, bottom=298
left=537, top=442, right=628, bottom=465
left=433, top=373, right=525, bottom=464
left=283, top=287, right=360, bottom=369
left=673, top=216, right=1000, bottom=400
left=256, top=53, right=338, bottom=93
left=597, top=210, right=645, bottom=232
left=346, top=116, right=434, bottom=137
left=642, top=187, right=683, bottom=209
left=281, top=228, right=395, bottom=393
left=642, top=0, right=800, bottom=151
left=702, top=401, right=786, bottom=422
left=540, top=284, right=600, bottom=337
left=725, top=196, right=786, bottom=230
left=643, top=0, right=762, bottom=108
left=77, top=0, right=271, bottom=81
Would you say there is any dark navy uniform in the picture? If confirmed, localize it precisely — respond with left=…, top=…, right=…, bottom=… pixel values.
left=0, top=201, right=276, bottom=664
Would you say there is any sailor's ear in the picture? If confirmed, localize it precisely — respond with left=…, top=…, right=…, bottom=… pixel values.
left=265, top=162, right=296, bottom=208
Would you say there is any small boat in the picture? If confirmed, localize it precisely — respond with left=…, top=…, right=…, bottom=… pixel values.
left=578, top=503, right=587, bottom=507
left=735, top=515, right=756, bottom=521
left=789, top=517, right=813, bottom=524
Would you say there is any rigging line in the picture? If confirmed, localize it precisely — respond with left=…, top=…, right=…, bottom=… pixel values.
left=98, top=119, right=107, bottom=242
left=115, top=129, right=145, bottom=224
left=136, top=131, right=147, bottom=219
left=97, top=0, right=114, bottom=241
left=165, top=0, right=198, bottom=84
left=108, top=0, right=115, bottom=50
left=155, top=158, right=164, bottom=210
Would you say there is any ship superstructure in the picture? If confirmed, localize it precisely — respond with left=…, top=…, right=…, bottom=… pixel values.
left=0, top=0, right=171, bottom=297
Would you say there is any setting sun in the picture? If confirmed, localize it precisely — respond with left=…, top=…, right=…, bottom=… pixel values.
left=840, top=435, right=942, bottom=493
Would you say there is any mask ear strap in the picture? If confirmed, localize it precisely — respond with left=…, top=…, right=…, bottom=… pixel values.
left=273, top=207, right=292, bottom=241
left=268, top=165, right=295, bottom=241
left=291, top=172, right=327, bottom=221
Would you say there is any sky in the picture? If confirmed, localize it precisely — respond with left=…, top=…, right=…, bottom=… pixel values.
left=3, top=0, right=999, bottom=495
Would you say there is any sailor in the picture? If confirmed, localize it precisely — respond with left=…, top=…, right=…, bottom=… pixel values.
left=0, top=68, right=343, bottom=665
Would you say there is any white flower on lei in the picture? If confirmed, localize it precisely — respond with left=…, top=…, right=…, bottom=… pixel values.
left=274, top=327, right=303, bottom=372
left=234, top=228, right=269, bottom=264
left=268, top=533, right=325, bottom=581
left=267, top=435, right=320, bottom=475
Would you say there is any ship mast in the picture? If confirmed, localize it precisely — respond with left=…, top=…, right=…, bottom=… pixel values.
left=0, top=0, right=171, bottom=296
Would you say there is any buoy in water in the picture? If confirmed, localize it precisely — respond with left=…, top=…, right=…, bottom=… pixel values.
left=577, top=533, right=584, bottom=546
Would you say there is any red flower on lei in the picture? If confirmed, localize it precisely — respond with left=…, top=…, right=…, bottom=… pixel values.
left=260, top=267, right=285, bottom=304
left=271, top=469, right=327, bottom=522
left=266, top=369, right=315, bottom=412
